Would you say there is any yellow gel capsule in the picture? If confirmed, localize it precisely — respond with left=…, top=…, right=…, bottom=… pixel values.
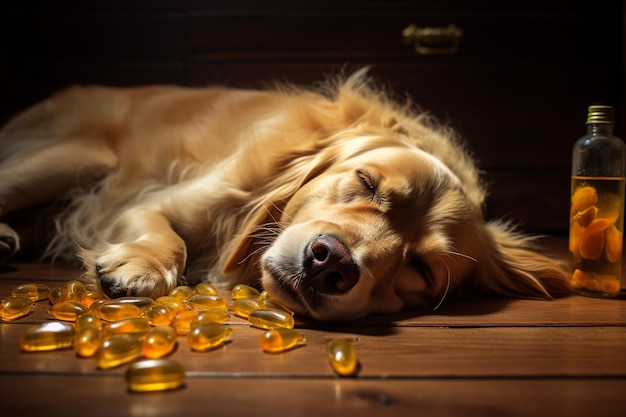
left=75, top=326, right=103, bottom=357
left=20, top=322, right=76, bottom=351
left=126, top=359, right=185, bottom=392
left=260, top=299, right=294, bottom=315
left=248, top=309, right=294, bottom=330
left=142, top=326, right=178, bottom=359
left=191, top=310, right=230, bottom=326
left=103, top=317, right=151, bottom=337
left=193, top=282, right=219, bottom=296
left=80, top=290, right=105, bottom=307
left=99, top=302, right=142, bottom=321
left=12, top=283, right=50, bottom=301
left=327, top=338, right=359, bottom=376
left=88, top=298, right=108, bottom=315
left=113, top=296, right=154, bottom=309
left=231, top=284, right=260, bottom=299
left=260, top=328, right=306, bottom=353
left=231, top=298, right=262, bottom=318
left=259, top=291, right=294, bottom=314
left=143, top=304, right=175, bottom=326
left=95, top=334, right=143, bottom=369
left=172, top=310, right=200, bottom=335
left=187, top=323, right=233, bottom=351
left=168, top=285, right=194, bottom=300
left=1, top=296, right=35, bottom=321
left=48, top=287, right=63, bottom=304
left=48, top=300, right=88, bottom=321
left=60, top=280, right=87, bottom=302
left=75, top=312, right=102, bottom=330
left=154, top=296, right=186, bottom=314
left=183, top=294, right=227, bottom=311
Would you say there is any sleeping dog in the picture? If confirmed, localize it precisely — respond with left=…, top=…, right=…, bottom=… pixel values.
left=0, top=71, right=569, bottom=320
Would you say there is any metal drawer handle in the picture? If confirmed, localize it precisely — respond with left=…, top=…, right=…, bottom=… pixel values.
left=402, top=24, right=463, bottom=55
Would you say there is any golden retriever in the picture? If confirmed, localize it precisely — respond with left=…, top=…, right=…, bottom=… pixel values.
left=0, top=71, right=569, bottom=320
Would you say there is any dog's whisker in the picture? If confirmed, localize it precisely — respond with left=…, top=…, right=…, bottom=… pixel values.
left=270, top=202, right=293, bottom=222
left=443, top=250, right=478, bottom=263
left=236, top=245, right=271, bottom=266
left=432, top=260, right=451, bottom=311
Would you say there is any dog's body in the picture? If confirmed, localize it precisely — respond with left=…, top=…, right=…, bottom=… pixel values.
left=0, top=72, right=569, bottom=320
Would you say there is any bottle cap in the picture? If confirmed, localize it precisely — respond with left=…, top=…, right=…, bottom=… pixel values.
left=586, top=105, right=614, bottom=124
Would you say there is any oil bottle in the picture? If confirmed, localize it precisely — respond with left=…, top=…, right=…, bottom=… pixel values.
left=569, top=105, right=625, bottom=297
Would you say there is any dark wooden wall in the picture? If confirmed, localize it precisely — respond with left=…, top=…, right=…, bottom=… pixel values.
left=1, top=0, right=623, bottom=236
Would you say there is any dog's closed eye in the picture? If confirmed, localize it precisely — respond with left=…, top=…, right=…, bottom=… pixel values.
left=356, top=169, right=377, bottom=193
left=356, top=169, right=384, bottom=205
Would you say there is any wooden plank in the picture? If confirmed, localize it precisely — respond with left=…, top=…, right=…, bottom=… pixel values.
left=0, top=375, right=625, bottom=417
left=2, top=316, right=626, bottom=377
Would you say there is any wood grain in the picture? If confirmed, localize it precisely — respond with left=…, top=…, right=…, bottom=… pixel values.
left=1, top=236, right=626, bottom=417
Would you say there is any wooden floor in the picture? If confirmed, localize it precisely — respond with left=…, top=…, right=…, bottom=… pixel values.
left=1, top=238, right=625, bottom=416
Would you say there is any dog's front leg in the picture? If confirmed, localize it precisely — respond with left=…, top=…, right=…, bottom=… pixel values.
left=81, top=207, right=187, bottom=299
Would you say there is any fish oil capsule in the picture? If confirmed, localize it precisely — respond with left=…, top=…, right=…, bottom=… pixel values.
left=94, top=334, right=143, bottom=369
left=126, top=359, right=185, bottom=392
left=154, top=296, right=186, bottom=315
left=12, top=283, right=50, bottom=301
left=48, top=300, right=88, bottom=321
left=75, top=326, right=103, bottom=357
left=102, top=317, right=151, bottom=337
left=143, top=304, right=175, bottom=326
left=327, top=338, right=359, bottom=376
left=75, top=312, right=102, bottom=330
left=60, top=280, right=86, bottom=302
left=231, top=298, right=262, bottom=318
left=248, top=309, right=294, bottom=330
left=99, top=302, right=142, bottom=322
left=80, top=290, right=105, bottom=308
left=183, top=294, right=227, bottom=311
left=142, top=326, right=178, bottom=359
left=172, top=310, right=200, bottom=335
left=231, top=284, right=260, bottom=299
left=187, top=323, right=233, bottom=351
left=168, top=285, right=194, bottom=300
left=20, top=322, right=76, bottom=351
left=113, top=296, right=154, bottom=309
left=193, top=282, right=219, bottom=296
left=190, top=310, right=230, bottom=326
left=260, top=329, right=306, bottom=353
left=48, top=287, right=63, bottom=304
left=259, top=291, right=294, bottom=314
left=260, top=299, right=294, bottom=315
left=0, top=296, right=35, bottom=321
left=88, top=298, right=108, bottom=315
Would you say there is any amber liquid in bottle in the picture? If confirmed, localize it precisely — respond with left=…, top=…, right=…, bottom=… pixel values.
left=569, top=177, right=624, bottom=296
left=569, top=105, right=625, bottom=297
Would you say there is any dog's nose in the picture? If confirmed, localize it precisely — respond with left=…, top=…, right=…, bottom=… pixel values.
left=97, top=267, right=135, bottom=298
left=304, top=235, right=359, bottom=294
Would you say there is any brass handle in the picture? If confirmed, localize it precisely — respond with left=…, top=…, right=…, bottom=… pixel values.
left=402, top=24, right=463, bottom=55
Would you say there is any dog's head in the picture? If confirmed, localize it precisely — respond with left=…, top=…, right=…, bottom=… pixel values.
left=223, top=75, right=569, bottom=321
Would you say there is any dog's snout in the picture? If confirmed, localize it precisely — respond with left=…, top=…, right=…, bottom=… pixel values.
left=304, top=235, right=359, bottom=294
left=98, top=267, right=135, bottom=298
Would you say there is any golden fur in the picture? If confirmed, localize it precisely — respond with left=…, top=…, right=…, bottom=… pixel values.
left=0, top=71, right=569, bottom=320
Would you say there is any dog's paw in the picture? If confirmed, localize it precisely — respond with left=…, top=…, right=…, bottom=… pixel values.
left=0, top=223, right=20, bottom=264
left=81, top=242, right=186, bottom=299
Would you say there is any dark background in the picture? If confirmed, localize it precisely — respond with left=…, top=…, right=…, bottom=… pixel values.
left=1, top=0, right=624, bottom=236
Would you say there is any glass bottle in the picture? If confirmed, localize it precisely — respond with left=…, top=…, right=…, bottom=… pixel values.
left=569, top=105, right=625, bottom=297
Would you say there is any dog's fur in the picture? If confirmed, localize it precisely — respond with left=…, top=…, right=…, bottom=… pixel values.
left=0, top=71, right=570, bottom=320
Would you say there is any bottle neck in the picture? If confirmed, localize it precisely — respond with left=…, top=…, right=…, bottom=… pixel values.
left=587, top=122, right=614, bottom=136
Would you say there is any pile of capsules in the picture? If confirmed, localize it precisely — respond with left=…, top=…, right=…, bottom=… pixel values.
left=0, top=280, right=359, bottom=392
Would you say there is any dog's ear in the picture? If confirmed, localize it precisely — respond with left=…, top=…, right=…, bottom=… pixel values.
left=220, top=204, right=276, bottom=277
left=471, top=221, right=571, bottom=299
